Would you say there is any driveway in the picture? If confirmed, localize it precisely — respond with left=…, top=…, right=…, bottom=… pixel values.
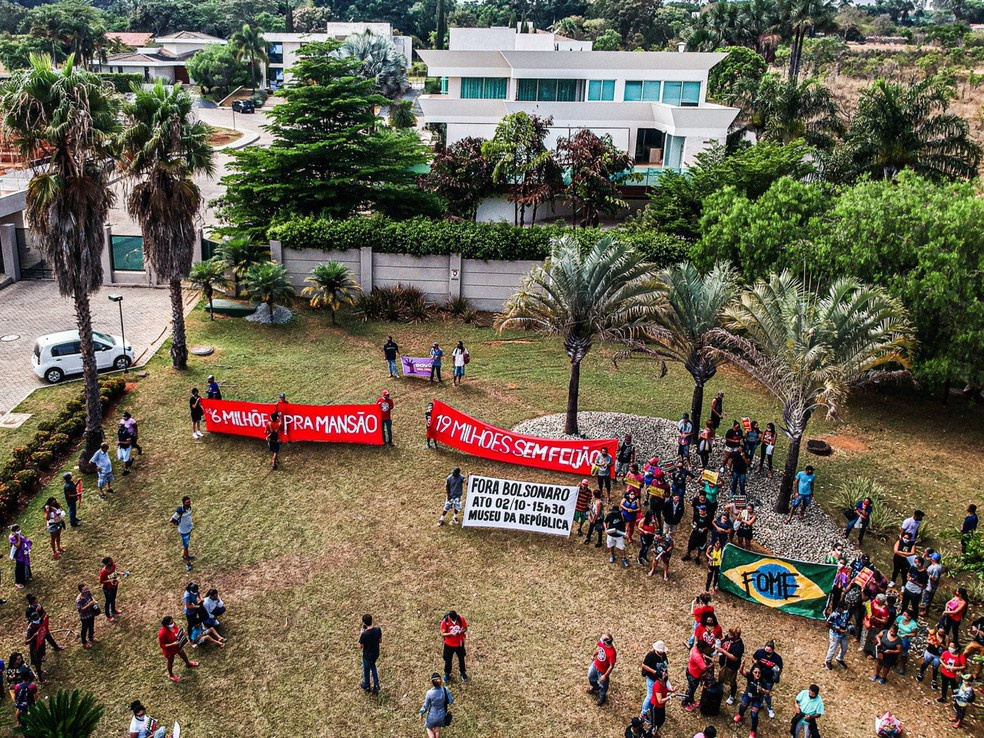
left=0, top=281, right=175, bottom=413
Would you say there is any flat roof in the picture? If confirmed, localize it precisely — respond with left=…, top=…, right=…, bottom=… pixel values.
left=418, top=49, right=727, bottom=72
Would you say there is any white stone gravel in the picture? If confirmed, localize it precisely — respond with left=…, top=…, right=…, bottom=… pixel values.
left=245, top=303, right=294, bottom=325
left=512, top=411, right=859, bottom=564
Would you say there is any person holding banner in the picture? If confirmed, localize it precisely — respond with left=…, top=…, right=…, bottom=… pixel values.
left=586, top=633, right=617, bottom=706
left=425, top=402, right=438, bottom=450
left=437, top=469, right=465, bottom=527
left=128, top=700, right=167, bottom=738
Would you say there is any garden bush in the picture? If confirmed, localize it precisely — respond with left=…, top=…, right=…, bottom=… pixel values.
left=270, top=216, right=688, bottom=265
left=98, top=73, right=143, bottom=93
left=352, top=284, right=439, bottom=323
left=831, top=477, right=895, bottom=539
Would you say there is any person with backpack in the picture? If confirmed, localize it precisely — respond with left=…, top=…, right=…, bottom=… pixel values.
left=437, top=468, right=465, bottom=527
left=12, top=668, right=36, bottom=726
left=419, top=673, right=453, bottom=737
left=583, top=490, right=605, bottom=547
left=264, top=411, right=284, bottom=470
left=440, top=611, right=468, bottom=683
left=170, top=497, right=195, bottom=572
left=451, top=341, right=469, bottom=386
left=206, top=374, right=222, bottom=400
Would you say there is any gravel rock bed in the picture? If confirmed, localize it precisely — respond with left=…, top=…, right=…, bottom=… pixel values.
left=245, top=303, right=294, bottom=325
left=512, top=411, right=859, bottom=564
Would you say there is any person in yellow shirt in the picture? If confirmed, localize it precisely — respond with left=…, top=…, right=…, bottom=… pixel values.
left=706, top=539, right=724, bottom=593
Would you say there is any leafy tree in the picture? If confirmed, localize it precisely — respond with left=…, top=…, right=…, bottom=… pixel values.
left=127, top=0, right=207, bottom=37
left=230, top=24, right=267, bottom=91
left=337, top=30, right=409, bottom=100
left=293, top=5, right=332, bottom=32
left=186, top=44, right=249, bottom=97
left=749, top=74, right=842, bottom=149
left=0, top=0, right=26, bottom=33
left=302, top=261, right=362, bottom=323
left=0, top=54, right=119, bottom=456
left=845, top=79, right=982, bottom=181
left=707, top=46, right=768, bottom=106
left=555, top=128, right=634, bottom=227
left=388, top=100, right=417, bottom=128
left=588, top=0, right=661, bottom=46
left=218, top=237, right=270, bottom=297
left=253, top=11, right=287, bottom=32
left=218, top=42, right=436, bottom=239
left=119, top=81, right=215, bottom=369
left=188, top=257, right=231, bottom=320
left=420, top=136, right=494, bottom=220
left=243, top=261, right=295, bottom=316
left=482, top=112, right=564, bottom=227
left=17, top=689, right=103, bottom=738
left=593, top=29, right=622, bottom=49
left=0, top=35, right=51, bottom=71
left=497, top=235, right=664, bottom=435
left=631, top=141, right=814, bottom=239
left=25, top=0, right=108, bottom=67
left=713, top=271, right=914, bottom=512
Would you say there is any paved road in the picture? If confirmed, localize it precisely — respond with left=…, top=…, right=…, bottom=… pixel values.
left=0, top=282, right=175, bottom=414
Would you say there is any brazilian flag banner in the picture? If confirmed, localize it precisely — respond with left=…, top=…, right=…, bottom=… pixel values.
left=719, top=544, right=836, bottom=620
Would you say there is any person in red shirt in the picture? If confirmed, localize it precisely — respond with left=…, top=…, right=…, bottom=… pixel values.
left=376, top=390, right=394, bottom=446
left=98, top=556, right=123, bottom=622
left=938, top=641, right=966, bottom=702
left=587, top=632, right=617, bottom=706
left=695, top=613, right=723, bottom=648
left=440, top=611, right=468, bottom=683
left=689, top=593, right=714, bottom=646
left=157, top=615, right=198, bottom=682
left=682, top=642, right=712, bottom=711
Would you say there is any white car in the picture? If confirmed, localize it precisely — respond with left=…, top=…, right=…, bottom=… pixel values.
left=32, top=330, right=134, bottom=384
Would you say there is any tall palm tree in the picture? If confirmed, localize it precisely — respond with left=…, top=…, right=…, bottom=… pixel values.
left=712, top=271, right=914, bottom=512
left=336, top=31, right=409, bottom=100
left=218, top=237, right=270, bottom=297
left=845, top=79, right=982, bottom=181
left=119, top=81, right=214, bottom=369
left=18, top=689, right=103, bottom=737
left=0, top=54, right=120, bottom=457
left=641, top=262, right=740, bottom=438
left=750, top=74, right=842, bottom=149
left=782, top=0, right=836, bottom=81
left=497, top=236, right=665, bottom=435
left=188, top=257, right=231, bottom=320
left=230, top=24, right=267, bottom=92
left=302, top=261, right=362, bottom=324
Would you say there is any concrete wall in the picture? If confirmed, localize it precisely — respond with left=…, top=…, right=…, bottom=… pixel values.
left=278, top=244, right=541, bottom=311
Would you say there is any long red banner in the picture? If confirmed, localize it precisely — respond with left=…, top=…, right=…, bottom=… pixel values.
left=430, top=400, right=617, bottom=476
left=201, top=399, right=384, bottom=445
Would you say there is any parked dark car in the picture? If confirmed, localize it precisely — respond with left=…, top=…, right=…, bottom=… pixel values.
left=232, top=100, right=255, bottom=113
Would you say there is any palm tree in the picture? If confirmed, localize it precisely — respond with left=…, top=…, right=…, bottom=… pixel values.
left=243, top=261, right=295, bottom=318
left=388, top=100, right=417, bottom=129
left=782, top=0, right=837, bottom=81
left=301, top=261, right=362, bottom=324
left=639, top=262, right=740, bottom=438
left=230, top=24, right=267, bottom=92
left=497, top=236, right=665, bottom=435
left=218, top=237, right=270, bottom=297
left=119, top=81, right=215, bottom=369
left=0, top=54, right=119, bottom=457
left=712, top=271, right=914, bottom=512
left=188, top=257, right=231, bottom=320
left=750, top=74, right=842, bottom=149
left=18, top=689, right=103, bottom=738
left=337, top=31, right=409, bottom=100
left=845, top=79, right=982, bottom=181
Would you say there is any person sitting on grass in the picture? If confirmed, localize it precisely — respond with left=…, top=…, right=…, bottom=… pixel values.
left=202, top=588, right=226, bottom=628
left=128, top=700, right=167, bottom=738
left=157, top=615, right=198, bottom=683
left=189, top=622, right=226, bottom=649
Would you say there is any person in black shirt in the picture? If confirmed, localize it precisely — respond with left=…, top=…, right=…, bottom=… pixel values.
left=723, top=422, right=744, bottom=468
left=382, top=336, right=400, bottom=378
left=717, top=626, right=745, bottom=704
left=683, top=507, right=711, bottom=563
left=624, top=716, right=652, bottom=738
left=734, top=664, right=772, bottom=735
left=961, top=505, right=978, bottom=554
left=359, top=613, right=382, bottom=693
left=670, top=460, right=695, bottom=498
left=62, top=472, right=81, bottom=527
left=663, top=493, right=685, bottom=536
left=752, top=641, right=783, bottom=718
left=605, top=505, right=629, bottom=568
left=730, top=449, right=750, bottom=499
left=710, top=392, right=725, bottom=430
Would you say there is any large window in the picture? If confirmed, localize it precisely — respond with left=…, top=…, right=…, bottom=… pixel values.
left=268, top=43, right=284, bottom=64
left=586, top=79, right=615, bottom=101
left=664, top=135, right=685, bottom=169
left=516, top=78, right=581, bottom=102
left=661, top=81, right=682, bottom=106
left=624, top=81, right=661, bottom=102
left=682, top=81, right=701, bottom=106
left=660, top=81, right=702, bottom=106
left=461, top=77, right=508, bottom=99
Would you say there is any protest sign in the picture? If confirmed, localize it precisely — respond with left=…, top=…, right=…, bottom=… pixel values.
left=463, top=474, right=577, bottom=536
left=430, top=400, right=616, bottom=476
left=401, top=356, right=433, bottom=378
left=201, top=399, right=383, bottom=445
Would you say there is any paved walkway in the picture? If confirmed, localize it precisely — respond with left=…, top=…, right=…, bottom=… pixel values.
left=0, top=282, right=175, bottom=413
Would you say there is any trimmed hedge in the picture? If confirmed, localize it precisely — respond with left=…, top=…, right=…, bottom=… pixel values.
left=0, top=377, right=126, bottom=523
left=269, top=216, right=687, bottom=266
left=98, top=73, right=144, bottom=93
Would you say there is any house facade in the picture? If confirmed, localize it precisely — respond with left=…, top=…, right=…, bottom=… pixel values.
left=417, top=27, right=738, bottom=171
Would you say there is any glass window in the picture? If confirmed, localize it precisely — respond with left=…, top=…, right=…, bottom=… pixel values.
left=268, top=43, right=283, bottom=64
left=682, top=81, right=701, bottom=106
left=662, top=81, right=683, bottom=106
left=587, top=79, right=615, bottom=101
left=556, top=79, right=577, bottom=101
left=517, top=79, right=537, bottom=101
left=440, top=76, right=448, bottom=95
left=51, top=342, right=81, bottom=357
left=461, top=77, right=507, bottom=99
left=665, top=135, right=685, bottom=169
left=485, top=77, right=507, bottom=99
left=516, top=79, right=582, bottom=102
left=624, top=81, right=660, bottom=102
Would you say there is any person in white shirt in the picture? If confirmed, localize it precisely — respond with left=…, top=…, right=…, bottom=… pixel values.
left=91, top=442, right=114, bottom=498
left=128, top=701, right=167, bottom=738
left=451, top=341, right=469, bottom=386
left=901, top=510, right=924, bottom=540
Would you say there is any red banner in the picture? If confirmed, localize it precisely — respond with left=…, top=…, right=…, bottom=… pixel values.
left=201, top=399, right=384, bottom=445
left=430, top=400, right=617, bottom=476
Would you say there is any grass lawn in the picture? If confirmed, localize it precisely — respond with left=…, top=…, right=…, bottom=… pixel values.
left=1, top=303, right=981, bottom=737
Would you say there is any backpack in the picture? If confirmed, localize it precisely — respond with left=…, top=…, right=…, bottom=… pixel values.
left=14, top=682, right=33, bottom=711
left=843, top=584, right=862, bottom=609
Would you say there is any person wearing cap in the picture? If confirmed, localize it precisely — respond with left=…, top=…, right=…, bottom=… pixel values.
left=587, top=632, right=616, bottom=706
left=62, top=471, right=81, bottom=527
left=264, top=411, right=284, bottom=470
left=382, top=336, right=400, bottom=378
left=429, top=342, right=444, bottom=383
left=438, top=468, right=464, bottom=526
left=128, top=700, right=167, bottom=738
left=206, top=374, right=222, bottom=400
left=786, top=465, right=816, bottom=523
left=624, top=715, right=652, bottom=738
left=419, top=672, right=453, bottom=736
left=920, top=551, right=945, bottom=617
left=677, top=413, right=693, bottom=460
left=121, top=411, right=142, bottom=455
left=574, top=479, right=593, bottom=537
left=640, top=640, right=669, bottom=718
left=376, top=390, right=394, bottom=446
left=792, top=684, right=824, bottom=738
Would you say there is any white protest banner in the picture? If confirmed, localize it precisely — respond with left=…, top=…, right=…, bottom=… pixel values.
left=462, top=474, right=577, bottom=537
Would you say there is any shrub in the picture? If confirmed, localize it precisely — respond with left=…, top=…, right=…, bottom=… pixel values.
left=58, top=417, right=85, bottom=437
left=352, top=284, right=438, bottom=322
left=444, top=296, right=472, bottom=318
left=98, top=73, right=143, bottom=93
left=831, top=478, right=895, bottom=539
left=11, top=446, right=31, bottom=466
left=13, top=469, right=38, bottom=490
left=30, top=451, right=54, bottom=471
left=43, top=434, right=71, bottom=455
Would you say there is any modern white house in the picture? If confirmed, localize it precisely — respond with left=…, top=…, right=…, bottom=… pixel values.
left=417, top=27, right=739, bottom=174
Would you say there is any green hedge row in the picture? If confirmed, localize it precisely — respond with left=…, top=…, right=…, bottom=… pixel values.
left=98, top=73, right=144, bottom=93
left=269, top=216, right=688, bottom=265
left=0, top=377, right=127, bottom=523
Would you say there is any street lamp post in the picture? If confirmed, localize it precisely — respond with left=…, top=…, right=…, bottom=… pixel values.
left=108, top=294, right=128, bottom=373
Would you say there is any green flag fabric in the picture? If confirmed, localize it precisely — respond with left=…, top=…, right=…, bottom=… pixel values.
left=719, top=544, right=837, bottom=620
